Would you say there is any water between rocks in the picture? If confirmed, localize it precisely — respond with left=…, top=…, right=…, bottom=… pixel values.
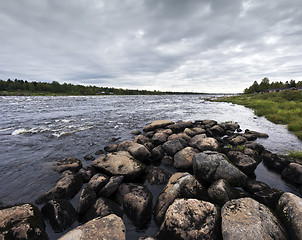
left=1, top=95, right=302, bottom=239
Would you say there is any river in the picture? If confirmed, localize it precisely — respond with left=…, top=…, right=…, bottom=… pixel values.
left=1, top=95, right=301, bottom=238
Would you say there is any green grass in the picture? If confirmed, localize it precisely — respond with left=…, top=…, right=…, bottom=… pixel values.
left=288, top=151, right=302, bottom=160
left=215, top=90, right=302, bottom=140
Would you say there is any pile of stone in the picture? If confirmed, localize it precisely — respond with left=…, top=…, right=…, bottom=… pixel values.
left=1, top=119, right=302, bottom=240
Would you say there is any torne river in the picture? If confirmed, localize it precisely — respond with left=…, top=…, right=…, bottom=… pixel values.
left=1, top=95, right=302, bottom=239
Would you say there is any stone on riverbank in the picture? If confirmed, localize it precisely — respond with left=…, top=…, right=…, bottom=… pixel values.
left=156, top=198, right=220, bottom=240
left=162, top=139, right=185, bottom=156
left=222, top=198, right=288, bottom=240
left=174, top=146, right=198, bottom=170
left=77, top=187, right=97, bottom=215
left=281, top=163, right=302, bottom=185
left=0, top=203, right=48, bottom=240
left=146, top=166, right=171, bottom=185
left=87, top=173, right=109, bottom=192
left=92, top=151, right=146, bottom=180
left=227, top=151, right=258, bottom=176
left=58, top=214, right=126, bottom=240
left=53, top=157, right=82, bottom=173
left=143, top=120, right=174, bottom=132
left=99, top=175, right=124, bottom=198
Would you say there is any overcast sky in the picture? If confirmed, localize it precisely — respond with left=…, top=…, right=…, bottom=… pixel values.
left=1, top=0, right=302, bottom=93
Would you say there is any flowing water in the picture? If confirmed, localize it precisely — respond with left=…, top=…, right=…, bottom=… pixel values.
left=1, top=95, right=302, bottom=239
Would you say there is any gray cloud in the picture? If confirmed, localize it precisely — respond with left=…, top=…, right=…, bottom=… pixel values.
left=0, top=0, right=302, bottom=93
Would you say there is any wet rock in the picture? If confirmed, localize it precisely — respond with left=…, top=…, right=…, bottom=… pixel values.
left=202, top=120, right=217, bottom=128
left=59, top=214, right=126, bottom=240
left=245, top=129, right=269, bottom=138
left=83, top=197, right=123, bottom=223
left=244, top=180, right=270, bottom=194
left=143, top=120, right=174, bottom=132
left=253, top=188, right=283, bottom=209
left=52, top=157, right=82, bottom=173
left=243, top=141, right=265, bottom=153
left=210, top=124, right=225, bottom=136
left=156, top=198, right=220, bottom=240
left=95, top=149, right=105, bottom=155
left=117, top=141, right=134, bottom=151
left=128, top=142, right=151, bottom=162
left=192, top=127, right=206, bottom=135
left=146, top=166, right=171, bottom=185
left=153, top=172, right=207, bottom=225
left=174, top=146, right=198, bottom=170
left=139, top=237, right=156, bottom=240
left=226, top=122, right=240, bottom=132
left=36, top=170, right=83, bottom=204
left=84, top=155, right=95, bottom=161
left=184, top=128, right=197, bottom=137
left=161, top=156, right=173, bottom=166
left=99, top=176, right=124, bottom=198
left=78, top=166, right=96, bottom=183
left=227, top=151, right=258, bottom=176
left=134, top=135, right=150, bottom=145
left=228, top=135, right=247, bottom=145
left=87, top=173, right=109, bottom=192
left=92, top=151, right=146, bottom=180
left=0, top=203, right=48, bottom=240
left=277, top=192, right=302, bottom=240
left=262, top=151, right=291, bottom=172
left=131, top=130, right=141, bottom=135
left=104, top=143, right=118, bottom=152
left=123, top=185, right=153, bottom=228
left=162, top=139, right=184, bottom=156
left=167, top=132, right=191, bottom=142
left=281, top=163, right=302, bottom=184
left=221, top=198, right=288, bottom=240
left=167, top=121, right=193, bottom=133
left=189, top=133, right=207, bottom=148
left=42, top=199, right=77, bottom=233
left=243, top=148, right=262, bottom=163
left=193, top=151, right=248, bottom=187
left=195, top=137, right=219, bottom=151
left=77, top=186, right=97, bottom=215
left=152, top=132, right=168, bottom=145
left=208, top=179, right=250, bottom=206
left=151, top=145, right=165, bottom=163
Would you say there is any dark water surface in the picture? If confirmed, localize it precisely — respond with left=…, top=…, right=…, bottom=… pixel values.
left=1, top=95, right=302, bottom=239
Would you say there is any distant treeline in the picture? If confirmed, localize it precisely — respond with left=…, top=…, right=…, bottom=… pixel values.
left=244, top=77, right=302, bottom=94
left=0, top=79, right=200, bottom=95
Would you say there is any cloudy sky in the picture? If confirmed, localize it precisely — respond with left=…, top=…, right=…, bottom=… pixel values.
left=1, top=0, right=302, bottom=93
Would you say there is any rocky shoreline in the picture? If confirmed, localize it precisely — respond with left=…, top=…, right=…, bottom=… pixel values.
left=1, top=119, right=302, bottom=239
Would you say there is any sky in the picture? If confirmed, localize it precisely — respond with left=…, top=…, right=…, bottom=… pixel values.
left=1, top=0, right=302, bottom=93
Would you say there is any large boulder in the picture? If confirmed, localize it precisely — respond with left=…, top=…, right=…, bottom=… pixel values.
left=281, top=163, right=302, bottom=184
left=153, top=172, right=207, bottom=225
left=92, top=151, right=146, bottom=180
left=143, top=120, right=174, bottom=132
left=128, top=142, right=151, bottom=162
left=174, top=146, right=198, bottom=170
left=162, top=139, right=184, bottom=156
left=167, top=121, right=193, bottom=133
left=194, top=137, right=219, bottom=151
left=77, top=186, right=97, bottom=215
left=193, top=151, right=248, bottom=187
left=78, top=166, right=96, bottom=183
left=277, top=192, right=302, bottom=240
left=58, top=214, right=126, bottom=240
left=99, top=176, right=124, bottom=198
left=123, top=185, right=153, bottom=228
left=150, top=145, right=165, bottom=163
left=262, top=151, right=291, bottom=172
left=41, top=199, right=77, bottom=233
left=253, top=188, right=283, bottom=209
left=156, top=198, right=220, bottom=240
left=227, top=151, right=258, bottom=176
left=189, top=134, right=207, bottom=148
left=221, top=198, right=288, bottom=240
left=52, top=157, right=82, bottom=173
left=0, top=204, right=48, bottom=240
left=35, top=170, right=83, bottom=204
left=87, top=173, right=109, bottom=192
left=152, top=132, right=168, bottom=145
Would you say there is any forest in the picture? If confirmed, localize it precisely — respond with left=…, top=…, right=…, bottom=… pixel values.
left=244, top=77, right=302, bottom=94
left=0, top=79, right=199, bottom=95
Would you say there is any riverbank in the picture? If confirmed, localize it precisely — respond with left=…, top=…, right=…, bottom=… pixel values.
left=1, top=119, right=302, bottom=239
left=214, top=90, right=302, bottom=140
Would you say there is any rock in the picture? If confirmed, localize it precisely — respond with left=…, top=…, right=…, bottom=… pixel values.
left=143, top=120, right=174, bottom=132
left=161, top=156, right=173, bottom=166
left=202, top=120, right=217, bottom=128
left=262, top=151, right=291, bottom=172
left=95, top=149, right=105, bottom=155
left=174, top=146, right=198, bottom=170
left=245, top=129, right=269, bottom=138
left=84, top=155, right=95, bottom=161
left=134, top=135, right=150, bottom=145
left=52, top=157, right=82, bottom=172
left=131, top=130, right=141, bottom=135
left=228, top=135, right=247, bottom=145
left=128, top=142, right=151, bottom=162
left=162, top=139, right=184, bottom=156
left=104, top=143, right=118, bottom=152
left=221, top=198, right=288, bottom=240
left=189, top=134, right=207, bottom=147
left=99, top=176, right=124, bottom=198
left=152, top=132, right=168, bottom=145
left=192, top=127, right=206, bottom=135
left=153, top=172, right=207, bottom=225
left=87, top=173, right=109, bottom=192
left=277, top=192, right=302, bottom=240
left=157, top=128, right=173, bottom=135
left=59, top=214, right=126, bottom=240
left=243, top=148, right=262, bottom=163
left=35, top=170, right=83, bottom=204
left=184, top=128, right=197, bottom=137
left=253, top=188, right=283, bottom=209
left=282, top=163, right=302, bottom=184
left=151, top=145, right=165, bottom=163
left=243, top=141, right=265, bottom=153
left=42, top=199, right=77, bottom=233
left=226, top=122, right=240, bottom=132
left=210, top=124, right=225, bottom=136
left=244, top=180, right=270, bottom=194
left=117, top=141, right=134, bottom=151
left=227, top=151, right=258, bottom=176
left=193, top=151, right=248, bottom=187
left=167, top=133, right=191, bottom=142
left=78, top=186, right=97, bottom=215
left=83, top=197, right=123, bottom=223
left=208, top=179, right=250, bottom=206
left=139, top=237, right=156, bottom=240
left=0, top=204, right=48, bottom=240
left=167, top=121, right=193, bottom=133
left=194, top=137, right=219, bottom=151
left=156, top=198, right=220, bottom=240
left=92, top=151, right=146, bottom=180
left=146, top=166, right=171, bottom=185
left=78, top=166, right=96, bottom=183
left=123, top=185, right=153, bottom=228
